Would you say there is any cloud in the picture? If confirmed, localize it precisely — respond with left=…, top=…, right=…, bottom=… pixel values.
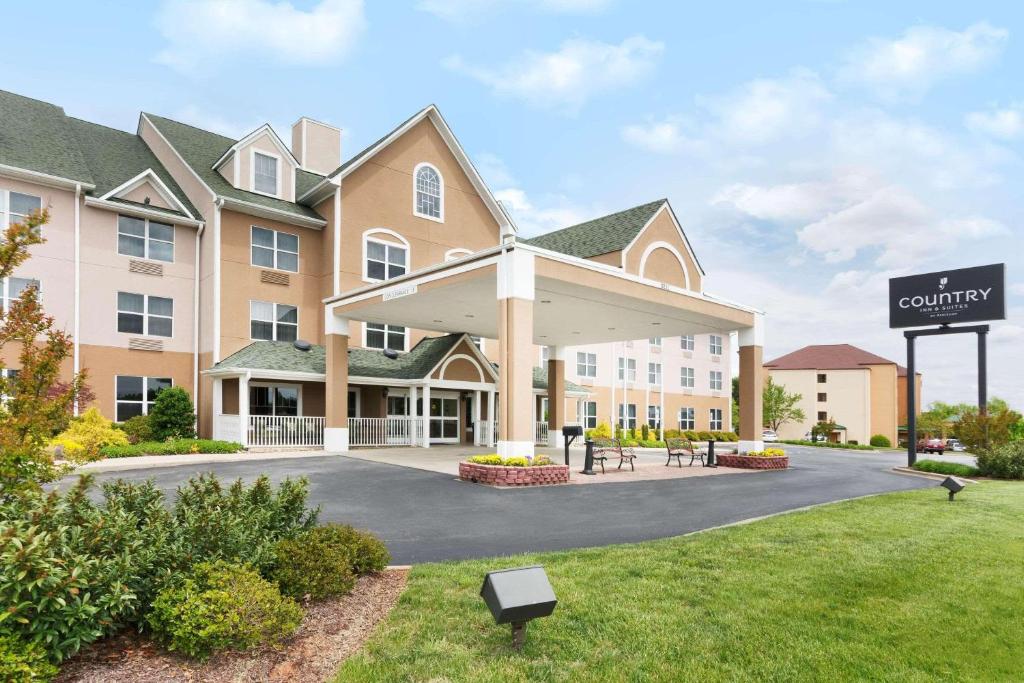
left=711, top=171, right=876, bottom=223
left=443, top=35, right=663, bottom=112
left=496, top=188, right=595, bottom=237
left=417, top=0, right=611, bottom=21
left=473, top=152, right=517, bottom=187
left=620, top=118, right=700, bottom=154
left=155, top=0, right=366, bottom=73
left=838, top=22, right=1008, bottom=99
left=1011, top=283, right=1024, bottom=296
left=966, top=103, right=1024, bottom=140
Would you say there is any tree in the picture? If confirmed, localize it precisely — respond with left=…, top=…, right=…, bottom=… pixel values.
left=762, top=376, right=806, bottom=432
left=955, top=403, right=1023, bottom=453
left=0, top=209, right=87, bottom=496
left=731, top=376, right=740, bottom=434
left=148, top=386, right=196, bottom=440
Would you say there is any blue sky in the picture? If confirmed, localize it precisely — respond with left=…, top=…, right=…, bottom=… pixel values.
left=3, top=0, right=1021, bottom=406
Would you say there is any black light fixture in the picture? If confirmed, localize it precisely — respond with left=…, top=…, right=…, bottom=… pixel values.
left=480, top=565, right=557, bottom=650
left=383, top=348, right=399, bottom=360
left=940, top=475, right=966, bottom=501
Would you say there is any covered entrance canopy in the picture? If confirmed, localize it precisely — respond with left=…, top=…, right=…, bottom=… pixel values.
left=324, top=240, right=765, bottom=457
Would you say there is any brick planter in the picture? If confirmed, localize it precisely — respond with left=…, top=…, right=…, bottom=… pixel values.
left=717, top=454, right=789, bottom=470
left=459, top=462, right=570, bottom=486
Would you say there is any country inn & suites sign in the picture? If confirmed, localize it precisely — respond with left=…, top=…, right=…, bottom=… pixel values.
left=889, top=264, right=1006, bottom=329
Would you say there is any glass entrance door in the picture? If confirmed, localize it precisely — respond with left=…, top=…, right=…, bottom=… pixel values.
left=429, top=394, right=459, bottom=443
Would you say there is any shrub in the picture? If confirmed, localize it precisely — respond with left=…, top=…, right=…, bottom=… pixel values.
left=683, top=430, right=698, bottom=441
left=99, top=439, right=242, bottom=458
left=147, top=561, right=302, bottom=660
left=778, top=439, right=876, bottom=451
left=323, top=525, right=390, bottom=574
left=746, top=448, right=786, bottom=458
left=640, top=424, right=650, bottom=441
left=51, top=408, right=128, bottom=461
left=273, top=524, right=389, bottom=599
left=697, top=431, right=714, bottom=441
left=148, top=387, right=196, bottom=440
left=0, top=631, right=58, bottom=683
left=664, top=429, right=681, bottom=439
left=870, top=434, right=892, bottom=448
left=119, top=414, right=154, bottom=444
left=976, top=441, right=1024, bottom=480
left=912, top=459, right=980, bottom=477
left=467, top=454, right=555, bottom=467
left=467, top=454, right=502, bottom=465
left=589, top=421, right=612, bottom=439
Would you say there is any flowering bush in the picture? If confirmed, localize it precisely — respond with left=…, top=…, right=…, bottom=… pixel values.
left=467, top=454, right=554, bottom=467
left=746, top=448, right=786, bottom=458
left=51, top=408, right=128, bottom=461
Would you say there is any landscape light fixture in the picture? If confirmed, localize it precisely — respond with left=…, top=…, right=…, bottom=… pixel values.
left=940, top=475, right=965, bottom=501
left=480, top=565, right=557, bottom=650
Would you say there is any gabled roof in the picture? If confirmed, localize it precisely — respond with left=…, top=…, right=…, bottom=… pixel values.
left=532, top=367, right=588, bottom=394
left=524, top=199, right=667, bottom=259
left=211, top=123, right=300, bottom=171
left=0, top=89, right=94, bottom=186
left=142, top=113, right=325, bottom=223
left=765, top=344, right=899, bottom=371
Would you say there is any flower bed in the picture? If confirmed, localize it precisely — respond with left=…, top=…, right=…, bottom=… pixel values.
left=459, top=455, right=569, bottom=486
left=719, top=449, right=790, bottom=470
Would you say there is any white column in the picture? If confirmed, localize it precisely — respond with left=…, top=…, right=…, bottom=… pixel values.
left=238, top=372, right=249, bottom=448
left=421, top=384, right=431, bottom=448
left=487, top=389, right=496, bottom=447
left=473, top=389, right=482, bottom=446
left=409, top=385, right=418, bottom=445
left=211, top=377, right=224, bottom=440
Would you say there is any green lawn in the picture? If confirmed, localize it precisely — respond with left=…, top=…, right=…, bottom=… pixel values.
left=337, top=483, right=1024, bottom=682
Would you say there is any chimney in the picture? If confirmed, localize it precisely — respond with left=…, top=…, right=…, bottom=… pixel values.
left=292, top=117, right=341, bottom=176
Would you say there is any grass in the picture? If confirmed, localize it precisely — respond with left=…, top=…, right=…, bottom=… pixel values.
left=98, top=439, right=243, bottom=458
left=336, top=482, right=1024, bottom=682
left=912, top=459, right=981, bottom=477
left=779, top=439, right=877, bottom=450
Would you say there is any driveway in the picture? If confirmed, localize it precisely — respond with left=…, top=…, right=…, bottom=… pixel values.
left=70, top=445, right=933, bottom=564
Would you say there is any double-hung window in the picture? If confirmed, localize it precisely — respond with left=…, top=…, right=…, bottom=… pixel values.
left=414, top=164, right=442, bottom=220
left=649, top=337, right=662, bottom=347
left=647, top=405, right=661, bottom=429
left=251, top=226, right=298, bottom=272
left=117, top=292, right=172, bottom=337
left=680, top=335, right=695, bottom=351
left=576, top=352, right=596, bottom=378
left=365, top=323, right=406, bottom=351
left=679, top=407, right=695, bottom=430
left=118, top=215, right=174, bottom=262
left=250, top=301, right=297, bottom=341
left=253, top=151, right=279, bottom=196
left=710, top=370, right=723, bottom=392
left=115, top=375, right=172, bottom=422
left=709, top=408, right=723, bottom=431
left=618, top=357, right=636, bottom=382
left=680, top=366, right=695, bottom=388
left=1, top=277, right=40, bottom=312
left=648, top=362, right=661, bottom=386
left=618, top=403, right=637, bottom=430
left=1, top=190, right=42, bottom=231
left=709, top=334, right=723, bottom=356
left=365, top=239, right=407, bottom=281
left=581, top=401, right=597, bottom=429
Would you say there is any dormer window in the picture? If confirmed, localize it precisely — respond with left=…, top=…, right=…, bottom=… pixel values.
left=253, top=151, right=279, bottom=196
left=414, top=163, right=443, bottom=221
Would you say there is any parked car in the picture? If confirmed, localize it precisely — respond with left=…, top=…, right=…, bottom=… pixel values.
left=803, top=432, right=826, bottom=443
left=946, top=438, right=967, bottom=452
left=917, top=437, right=945, bottom=455
left=762, top=429, right=778, bottom=442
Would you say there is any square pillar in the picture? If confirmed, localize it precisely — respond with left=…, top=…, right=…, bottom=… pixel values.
left=738, top=313, right=765, bottom=453
left=487, top=389, right=496, bottom=447
left=238, top=372, right=249, bottom=448
left=547, top=346, right=566, bottom=448
left=325, top=316, right=350, bottom=452
left=410, top=385, right=418, bottom=445
left=421, top=384, right=431, bottom=448
left=497, top=247, right=535, bottom=458
left=473, top=389, right=482, bottom=446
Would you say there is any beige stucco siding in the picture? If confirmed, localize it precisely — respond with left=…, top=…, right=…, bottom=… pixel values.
left=79, top=344, right=195, bottom=420
left=867, top=364, right=898, bottom=445
left=622, top=208, right=702, bottom=291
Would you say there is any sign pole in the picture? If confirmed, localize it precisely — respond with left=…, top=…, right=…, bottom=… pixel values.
left=906, top=333, right=917, bottom=467
left=978, top=328, right=988, bottom=449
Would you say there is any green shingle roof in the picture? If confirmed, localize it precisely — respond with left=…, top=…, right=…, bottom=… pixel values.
left=523, top=199, right=666, bottom=259
left=143, top=113, right=325, bottom=222
left=532, top=367, right=588, bottom=394
left=66, top=117, right=200, bottom=218
left=0, top=90, right=94, bottom=185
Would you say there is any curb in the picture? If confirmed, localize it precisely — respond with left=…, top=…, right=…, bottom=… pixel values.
left=891, top=467, right=979, bottom=483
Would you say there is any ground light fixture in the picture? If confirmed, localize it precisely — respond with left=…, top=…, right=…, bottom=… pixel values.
left=480, top=565, right=558, bottom=650
left=940, top=475, right=966, bottom=501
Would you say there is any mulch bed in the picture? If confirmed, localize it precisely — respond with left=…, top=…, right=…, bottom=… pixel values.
left=56, top=568, right=408, bottom=683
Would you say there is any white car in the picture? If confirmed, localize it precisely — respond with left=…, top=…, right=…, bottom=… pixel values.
left=803, top=432, right=826, bottom=443
left=946, top=439, right=967, bottom=452
left=762, top=429, right=779, bottom=442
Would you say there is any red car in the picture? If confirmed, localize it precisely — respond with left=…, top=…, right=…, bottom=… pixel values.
left=917, top=437, right=945, bottom=455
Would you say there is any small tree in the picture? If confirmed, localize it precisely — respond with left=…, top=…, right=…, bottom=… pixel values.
left=762, top=377, right=806, bottom=432
left=148, top=386, right=196, bottom=440
left=955, top=405, right=1022, bottom=453
left=0, top=210, right=86, bottom=496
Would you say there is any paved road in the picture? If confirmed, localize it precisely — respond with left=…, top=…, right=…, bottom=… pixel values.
left=71, top=446, right=932, bottom=564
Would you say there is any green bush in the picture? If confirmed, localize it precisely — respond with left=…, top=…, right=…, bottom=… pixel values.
left=273, top=524, right=389, bottom=600
left=912, top=460, right=980, bottom=477
left=119, top=414, right=155, bottom=444
left=148, top=386, right=196, bottom=440
left=664, top=429, right=681, bottom=439
left=0, top=632, right=57, bottom=683
left=147, top=561, right=302, bottom=660
left=466, top=454, right=553, bottom=467
left=324, top=525, right=390, bottom=575
left=779, top=439, right=876, bottom=450
left=870, top=434, right=892, bottom=448
left=99, top=439, right=242, bottom=458
left=683, top=430, right=698, bottom=440
left=51, top=407, right=129, bottom=461
left=640, top=424, right=650, bottom=441
left=976, top=441, right=1024, bottom=480
left=697, top=431, right=714, bottom=441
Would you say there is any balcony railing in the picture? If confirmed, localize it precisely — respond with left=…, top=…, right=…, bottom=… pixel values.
left=248, top=415, right=324, bottom=448
left=475, top=420, right=497, bottom=447
left=348, top=417, right=423, bottom=447
left=535, top=421, right=549, bottom=445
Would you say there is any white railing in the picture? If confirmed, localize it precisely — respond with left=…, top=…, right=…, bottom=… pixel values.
left=535, top=421, right=549, bottom=445
left=248, top=415, right=324, bottom=448
left=476, top=420, right=497, bottom=447
left=348, top=417, right=423, bottom=447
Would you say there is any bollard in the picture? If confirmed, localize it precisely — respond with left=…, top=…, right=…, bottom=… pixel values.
left=581, top=439, right=596, bottom=475
left=706, top=439, right=717, bottom=467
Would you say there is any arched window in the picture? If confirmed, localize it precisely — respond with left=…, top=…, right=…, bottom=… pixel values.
left=414, top=163, right=443, bottom=221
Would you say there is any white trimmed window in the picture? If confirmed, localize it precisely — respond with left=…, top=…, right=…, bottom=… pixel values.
left=251, top=226, right=298, bottom=272
left=680, top=335, right=695, bottom=351
left=617, top=357, right=637, bottom=382
left=647, top=405, right=661, bottom=429
left=709, top=408, right=723, bottom=431
left=710, top=370, right=723, bottom=392
left=365, top=237, right=408, bottom=282
left=253, top=151, right=279, bottom=196
left=648, top=362, right=661, bottom=386
left=118, top=215, right=174, bottom=262
left=680, top=366, right=695, bottom=388
left=679, top=407, right=695, bottom=430
left=115, top=375, right=172, bottom=422
left=365, top=323, right=406, bottom=351
left=576, top=352, right=596, bottom=377
left=1, top=277, right=40, bottom=313
left=1, top=189, right=41, bottom=230
left=414, top=163, right=443, bottom=220
left=250, top=301, right=297, bottom=341
left=649, top=337, right=662, bottom=347
left=117, top=292, right=172, bottom=337
left=250, top=384, right=299, bottom=416
left=581, top=401, right=597, bottom=429
left=709, top=334, right=723, bottom=355
left=470, top=336, right=484, bottom=352
left=618, top=403, right=637, bottom=430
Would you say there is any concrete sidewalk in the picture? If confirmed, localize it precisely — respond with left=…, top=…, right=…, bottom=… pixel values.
left=73, top=449, right=334, bottom=473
